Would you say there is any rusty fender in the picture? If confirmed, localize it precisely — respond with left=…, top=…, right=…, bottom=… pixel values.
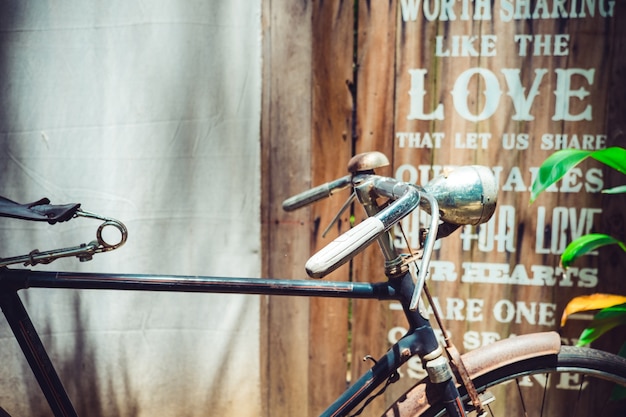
left=384, top=331, right=562, bottom=416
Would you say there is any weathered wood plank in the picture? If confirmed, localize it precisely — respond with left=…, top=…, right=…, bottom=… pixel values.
left=309, top=0, right=354, bottom=415
left=351, top=1, right=403, bottom=415
left=589, top=1, right=626, bottom=354
left=388, top=2, right=626, bottom=413
left=262, top=1, right=625, bottom=415
left=261, top=1, right=313, bottom=416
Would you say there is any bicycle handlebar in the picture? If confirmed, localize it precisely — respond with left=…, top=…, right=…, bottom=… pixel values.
left=282, top=175, right=352, bottom=211
left=305, top=176, right=420, bottom=278
left=283, top=154, right=498, bottom=292
left=306, top=216, right=385, bottom=278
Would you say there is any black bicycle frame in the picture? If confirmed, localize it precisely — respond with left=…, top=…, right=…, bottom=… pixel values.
left=0, top=267, right=461, bottom=417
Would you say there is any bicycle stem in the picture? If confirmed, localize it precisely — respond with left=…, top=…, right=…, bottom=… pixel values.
left=351, top=175, right=440, bottom=311
left=352, top=175, right=406, bottom=273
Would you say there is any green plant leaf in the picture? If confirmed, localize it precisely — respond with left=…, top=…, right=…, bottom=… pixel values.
left=561, top=234, right=626, bottom=268
left=589, top=147, right=626, bottom=175
left=603, top=184, right=626, bottom=194
left=576, top=303, right=626, bottom=346
left=530, top=147, right=626, bottom=203
left=530, top=149, right=591, bottom=203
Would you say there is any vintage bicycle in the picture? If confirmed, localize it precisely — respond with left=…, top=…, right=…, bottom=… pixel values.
left=1, top=151, right=625, bottom=416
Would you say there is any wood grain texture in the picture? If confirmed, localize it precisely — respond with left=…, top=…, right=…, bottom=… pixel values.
left=262, top=1, right=626, bottom=415
left=351, top=1, right=407, bottom=415
left=261, top=1, right=313, bottom=416
left=309, top=0, right=354, bottom=415
left=390, top=0, right=626, bottom=381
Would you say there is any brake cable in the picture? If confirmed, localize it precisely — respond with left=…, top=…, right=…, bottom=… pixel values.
left=399, top=222, right=487, bottom=417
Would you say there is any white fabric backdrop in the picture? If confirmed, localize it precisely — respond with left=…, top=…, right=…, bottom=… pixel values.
left=0, top=2, right=262, bottom=416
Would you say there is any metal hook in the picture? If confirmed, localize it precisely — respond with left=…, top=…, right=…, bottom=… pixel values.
left=0, top=209, right=128, bottom=268
left=76, top=209, right=128, bottom=251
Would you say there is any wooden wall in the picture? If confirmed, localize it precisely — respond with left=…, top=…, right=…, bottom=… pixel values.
left=262, top=1, right=626, bottom=416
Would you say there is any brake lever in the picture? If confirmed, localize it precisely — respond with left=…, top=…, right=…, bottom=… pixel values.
left=0, top=209, right=128, bottom=268
left=322, top=191, right=356, bottom=238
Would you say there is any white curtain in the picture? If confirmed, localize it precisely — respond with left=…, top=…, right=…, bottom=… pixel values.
left=0, top=2, right=262, bottom=416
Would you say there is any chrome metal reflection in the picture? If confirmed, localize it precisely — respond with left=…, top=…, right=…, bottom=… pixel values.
left=422, top=166, right=498, bottom=225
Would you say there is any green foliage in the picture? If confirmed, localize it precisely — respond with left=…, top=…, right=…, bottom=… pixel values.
left=531, top=147, right=626, bottom=359
left=577, top=303, right=626, bottom=346
left=530, top=147, right=626, bottom=203
left=561, top=233, right=626, bottom=268
left=531, top=146, right=626, bottom=268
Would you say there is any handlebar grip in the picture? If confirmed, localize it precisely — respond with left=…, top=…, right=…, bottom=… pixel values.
left=305, top=216, right=385, bottom=278
left=282, top=175, right=351, bottom=212
left=283, top=183, right=333, bottom=211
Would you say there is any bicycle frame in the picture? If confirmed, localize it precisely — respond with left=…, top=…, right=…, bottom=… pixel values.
left=0, top=152, right=498, bottom=416
left=0, top=266, right=455, bottom=417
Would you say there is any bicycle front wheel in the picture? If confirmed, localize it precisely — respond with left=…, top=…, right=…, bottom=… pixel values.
left=385, top=343, right=626, bottom=417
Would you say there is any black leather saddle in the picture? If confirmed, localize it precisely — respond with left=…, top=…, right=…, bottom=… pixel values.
left=0, top=196, right=80, bottom=224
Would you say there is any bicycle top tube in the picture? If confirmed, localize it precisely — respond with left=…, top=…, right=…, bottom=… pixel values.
left=0, top=269, right=400, bottom=301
